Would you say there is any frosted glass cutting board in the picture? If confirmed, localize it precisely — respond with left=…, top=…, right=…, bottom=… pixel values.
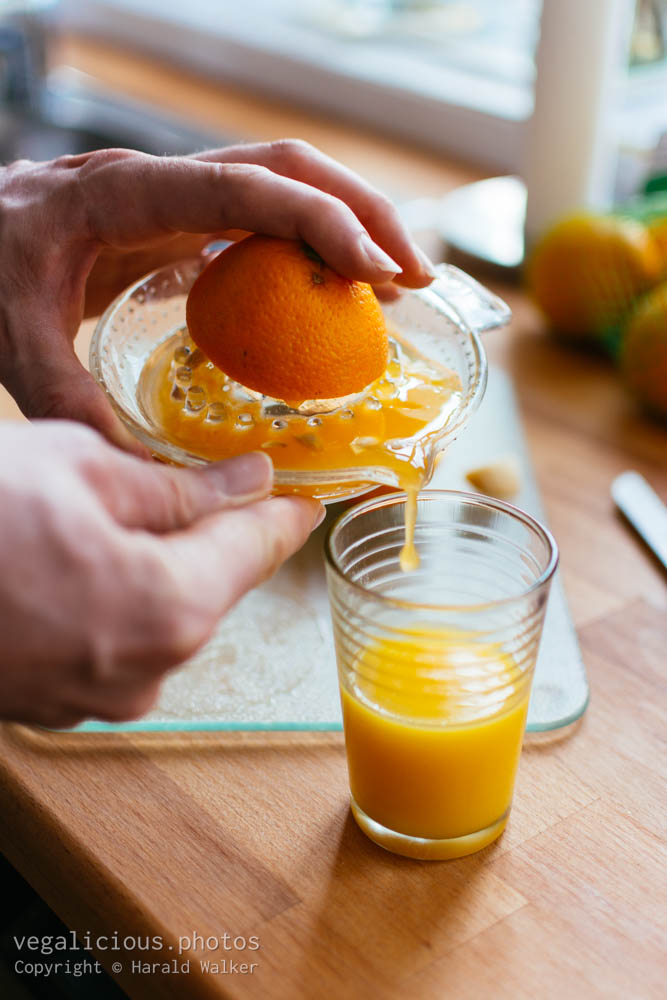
left=76, top=365, right=589, bottom=734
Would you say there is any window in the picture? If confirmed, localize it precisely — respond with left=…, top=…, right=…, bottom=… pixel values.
left=59, top=0, right=667, bottom=177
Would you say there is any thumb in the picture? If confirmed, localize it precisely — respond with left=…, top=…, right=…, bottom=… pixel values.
left=154, top=494, right=326, bottom=620
left=6, top=345, right=148, bottom=456
left=92, top=450, right=278, bottom=533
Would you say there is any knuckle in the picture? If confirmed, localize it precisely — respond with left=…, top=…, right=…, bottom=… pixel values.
left=124, top=469, right=213, bottom=533
left=76, top=148, right=152, bottom=238
left=78, top=147, right=142, bottom=174
left=0, top=160, right=91, bottom=278
left=153, top=472, right=202, bottom=529
left=360, top=189, right=398, bottom=227
left=214, top=163, right=273, bottom=226
left=305, top=190, right=351, bottom=228
left=52, top=153, right=85, bottom=170
left=5, top=157, right=34, bottom=174
left=375, top=190, right=399, bottom=218
left=219, top=161, right=271, bottom=186
left=267, top=138, right=314, bottom=171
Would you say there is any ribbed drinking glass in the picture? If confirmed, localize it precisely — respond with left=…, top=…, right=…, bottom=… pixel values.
left=325, top=490, right=558, bottom=860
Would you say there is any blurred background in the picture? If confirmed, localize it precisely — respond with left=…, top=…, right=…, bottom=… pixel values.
left=1, top=0, right=665, bottom=190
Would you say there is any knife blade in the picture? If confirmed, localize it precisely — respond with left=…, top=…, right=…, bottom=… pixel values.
left=611, top=471, right=667, bottom=571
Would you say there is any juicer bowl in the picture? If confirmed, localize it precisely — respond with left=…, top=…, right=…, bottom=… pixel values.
left=90, top=254, right=510, bottom=501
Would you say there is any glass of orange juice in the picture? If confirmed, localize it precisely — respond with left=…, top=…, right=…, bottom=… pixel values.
left=325, top=490, right=558, bottom=860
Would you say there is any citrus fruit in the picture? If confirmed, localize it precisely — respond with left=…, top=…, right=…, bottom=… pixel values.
left=647, top=216, right=667, bottom=276
left=526, top=214, right=662, bottom=342
left=618, top=189, right=667, bottom=276
left=620, top=282, right=667, bottom=419
left=185, top=236, right=389, bottom=402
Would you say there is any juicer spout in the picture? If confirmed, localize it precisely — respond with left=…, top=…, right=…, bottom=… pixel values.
left=427, top=265, right=512, bottom=334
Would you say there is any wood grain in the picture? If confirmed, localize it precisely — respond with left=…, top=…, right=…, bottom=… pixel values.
left=0, top=35, right=665, bottom=1000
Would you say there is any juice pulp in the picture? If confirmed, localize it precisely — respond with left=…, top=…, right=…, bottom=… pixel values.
left=340, top=629, right=530, bottom=854
left=138, top=327, right=461, bottom=503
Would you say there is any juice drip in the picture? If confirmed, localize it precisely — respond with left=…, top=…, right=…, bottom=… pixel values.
left=399, top=487, right=420, bottom=572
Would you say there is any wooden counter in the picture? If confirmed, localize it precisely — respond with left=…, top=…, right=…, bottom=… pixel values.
left=0, top=37, right=665, bottom=1000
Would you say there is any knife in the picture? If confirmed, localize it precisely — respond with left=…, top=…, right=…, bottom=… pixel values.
left=611, top=471, right=667, bottom=571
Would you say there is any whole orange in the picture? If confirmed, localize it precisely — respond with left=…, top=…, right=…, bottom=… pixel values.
left=620, top=282, right=667, bottom=419
left=648, top=216, right=667, bottom=276
left=526, top=214, right=662, bottom=342
left=185, top=236, right=389, bottom=402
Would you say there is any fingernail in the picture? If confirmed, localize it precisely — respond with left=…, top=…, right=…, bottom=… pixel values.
left=414, top=246, right=439, bottom=279
left=207, top=451, right=273, bottom=498
left=358, top=234, right=402, bottom=275
left=313, top=503, right=326, bottom=529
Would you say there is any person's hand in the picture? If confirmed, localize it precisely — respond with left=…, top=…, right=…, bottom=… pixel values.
left=0, top=420, right=323, bottom=727
left=0, top=140, right=434, bottom=450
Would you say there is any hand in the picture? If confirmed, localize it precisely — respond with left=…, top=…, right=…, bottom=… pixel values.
left=0, top=420, right=323, bottom=727
left=0, top=140, right=434, bottom=450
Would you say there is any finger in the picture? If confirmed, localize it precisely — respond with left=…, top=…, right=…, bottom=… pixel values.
left=195, top=141, right=437, bottom=287
left=4, top=345, right=148, bottom=456
left=92, top=451, right=275, bottom=532
left=373, top=281, right=403, bottom=303
left=155, top=495, right=324, bottom=621
left=80, top=153, right=404, bottom=284
left=30, top=675, right=162, bottom=728
left=75, top=677, right=163, bottom=725
left=64, top=497, right=323, bottom=717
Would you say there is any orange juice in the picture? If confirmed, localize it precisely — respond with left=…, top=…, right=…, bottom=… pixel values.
left=138, top=325, right=462, bottom=569
left=340, top=629, right=530, bottom=857
left=138, top=328, right=461, bottom=499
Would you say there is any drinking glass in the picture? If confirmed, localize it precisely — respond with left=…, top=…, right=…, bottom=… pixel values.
left=325, top=490, right=558, bottom=860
